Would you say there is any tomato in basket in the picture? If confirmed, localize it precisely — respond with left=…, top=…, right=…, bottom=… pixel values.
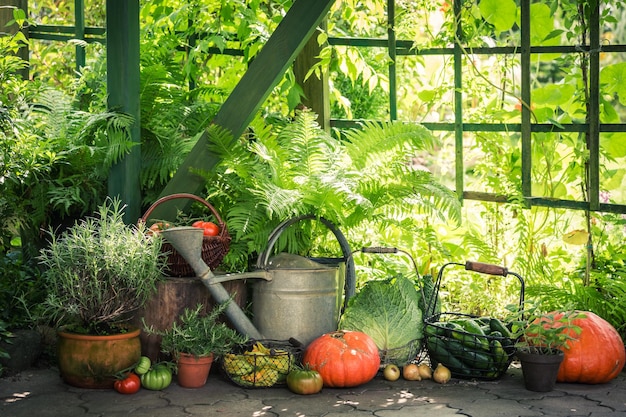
left=192, top=220, right=220, bottom=236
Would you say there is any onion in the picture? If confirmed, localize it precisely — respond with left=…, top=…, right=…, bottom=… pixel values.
left=402, top=363, right=421, bottom=381
left=433, top=363, right=451, bottom=384
left=417, top=363, right=432, bottom=380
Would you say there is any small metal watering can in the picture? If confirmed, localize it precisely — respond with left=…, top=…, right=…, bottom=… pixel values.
left=160, top=215, right=355, bottom=344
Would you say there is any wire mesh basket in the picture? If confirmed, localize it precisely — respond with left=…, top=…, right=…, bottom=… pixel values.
left=425, top=312, right=517, bottom=380
left=221, top=339, right=302, bottom=388
left=424, top=261, right=525, bottom=380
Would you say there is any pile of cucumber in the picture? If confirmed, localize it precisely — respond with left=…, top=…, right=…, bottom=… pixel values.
left=425, top=315, right=516, bottom=380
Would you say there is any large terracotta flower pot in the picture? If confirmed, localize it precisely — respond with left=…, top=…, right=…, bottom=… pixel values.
left=57, top=327, right=141, bottom=389
left=176, top=353, right=214, bottom=388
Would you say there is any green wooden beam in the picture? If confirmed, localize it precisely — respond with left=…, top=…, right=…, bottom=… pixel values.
left=453, top=0, right=464, bottom=202
left=520, top=0, right=531, bottom=201
left=157, top=0, right=336, bottom=206
left=106, top=0, right=141, bottom=223
left=387, top=0, right=397, bottom=121
left=294, top=22, right=330, bottom=131
left=74, top=0, right=85, bottom=71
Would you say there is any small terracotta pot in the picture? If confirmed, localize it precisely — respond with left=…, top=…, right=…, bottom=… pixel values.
left=177, top=353, right=214, bottom=388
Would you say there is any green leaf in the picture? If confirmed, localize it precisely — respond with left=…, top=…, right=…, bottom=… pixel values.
left=529, top=3, right=557, bottom=45
left=479, top=0, right=517, bottom=33
left=600, top=62, right=626, bottom=106
left=532, top=83, right=576, bottom=106
left=603, top=133, right=626, bottom=159
left=603, top=168, right=626, bottom=191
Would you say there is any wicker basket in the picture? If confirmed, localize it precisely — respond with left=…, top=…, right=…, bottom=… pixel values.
left=221, top=339, right=303, bottom=388
left=139, top=193, right=231, bottom=277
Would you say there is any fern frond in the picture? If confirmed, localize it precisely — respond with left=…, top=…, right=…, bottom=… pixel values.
left=343, top=121, right=438, bottom=171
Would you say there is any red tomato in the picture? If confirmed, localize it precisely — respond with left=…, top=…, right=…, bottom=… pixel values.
left=114, top=373, right=141, bottom=394
left=192, top=221, right=219, bottom=236
left=202, top=222, right=219, bottom=236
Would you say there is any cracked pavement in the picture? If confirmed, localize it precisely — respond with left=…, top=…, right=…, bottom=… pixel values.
left=2, top=364, right=625, bottom=417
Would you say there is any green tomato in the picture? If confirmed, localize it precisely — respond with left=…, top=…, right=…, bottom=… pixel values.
left=286, top=369, right=323, bottom=395
left=140, top=364, right=172, bottom=390
left=135, top=356, right=151, bottom=376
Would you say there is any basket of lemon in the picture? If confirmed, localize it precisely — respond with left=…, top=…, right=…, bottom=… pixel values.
left=221, top=339, right=303, bottom=388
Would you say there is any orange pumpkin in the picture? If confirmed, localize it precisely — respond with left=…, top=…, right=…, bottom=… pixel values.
left=303, top=330, right=380, bottom=388
left=553, top=311, right=625, bottom=384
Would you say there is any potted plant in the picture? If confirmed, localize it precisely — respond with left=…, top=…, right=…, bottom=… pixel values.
left=145, top=301, right=248, bottom=388
left=38, top=197, right=167, bottom=388
left=508, top=303, right=584, bottom=392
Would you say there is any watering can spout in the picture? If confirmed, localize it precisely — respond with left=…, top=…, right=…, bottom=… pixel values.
left=160, top=227, right=264, bottom=340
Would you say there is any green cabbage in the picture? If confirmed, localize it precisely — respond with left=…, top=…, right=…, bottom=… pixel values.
left=339, top=276, right=423, bottom=365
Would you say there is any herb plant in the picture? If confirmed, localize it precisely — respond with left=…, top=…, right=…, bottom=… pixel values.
left=508, top=303, right=584, bottom=355
left=38, top=198, right=167, bottom=334
left=146, top=301, right=248, bottom=359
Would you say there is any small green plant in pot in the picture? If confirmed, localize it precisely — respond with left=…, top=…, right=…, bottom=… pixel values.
left=507, top=303, right=584, bottom=392
left=145, top=301, right=248, bottom=388
left=38, top=197, right=167, bottom=388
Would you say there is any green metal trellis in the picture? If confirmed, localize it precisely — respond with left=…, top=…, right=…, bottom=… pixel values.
left=13, top=0, right=626, bottom=216
left=329, top=0, right=626, bottom=215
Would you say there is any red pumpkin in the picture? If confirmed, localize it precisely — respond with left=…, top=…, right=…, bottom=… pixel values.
left=553, top=311, right=625, bottom=384
left=303, top=330, right=380, bottom=388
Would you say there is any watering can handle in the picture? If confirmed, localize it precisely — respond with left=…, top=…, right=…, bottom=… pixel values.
left=256, top=215, right=356, bottom=302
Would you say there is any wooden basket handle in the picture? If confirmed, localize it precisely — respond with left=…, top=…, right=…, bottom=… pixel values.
left=139, top=193, right=228, bottom=234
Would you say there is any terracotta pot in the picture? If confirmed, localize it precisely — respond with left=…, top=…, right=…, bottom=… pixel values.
left=57, top=327, right=141, bottom=389
left=517, top=350, right=564, bottom=392
left=176, top=353, right=214, bottom=388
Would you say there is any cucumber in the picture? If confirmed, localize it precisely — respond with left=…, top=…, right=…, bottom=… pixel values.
left=443, top=338, right=466, bottom=358
left=460, top=349, right=492, bottom=370
left=490, top=339, right=509, bottom=367
left=447, top=319, right=490, bottom=352
left=425, top=322, right=447, bottom=337
left=452, top=317, right=486, bottom=336
left=489, top=318, right=512, bottom=338
left=427, top=336, right=471, bottom=376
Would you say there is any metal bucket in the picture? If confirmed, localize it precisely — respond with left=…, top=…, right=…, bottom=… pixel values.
left=251, top=216, right=355, bottom=346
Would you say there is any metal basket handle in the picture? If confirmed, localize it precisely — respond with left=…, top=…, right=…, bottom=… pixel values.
left=425, top=261, right=525, bottom=319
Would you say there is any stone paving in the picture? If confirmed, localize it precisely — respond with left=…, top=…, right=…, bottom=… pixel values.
left=2, top=364, right=626, bottom=417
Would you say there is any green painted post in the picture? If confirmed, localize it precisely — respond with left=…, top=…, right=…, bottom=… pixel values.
left=294, top=22, right=330, bottom=131
left=106, top=0, right=141, bottom=223
left=74, top=0, right=85, bottom=71
left=388, top=0, right=397, bottom=121
left=156, top=0, right=336, bottom=214
left=453, top=0, right=464, bottom=202
left=520, top=0, right=531, bottom=201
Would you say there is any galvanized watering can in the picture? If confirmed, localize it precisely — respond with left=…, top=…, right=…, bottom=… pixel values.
left=160, top=215, right=355, bottom=345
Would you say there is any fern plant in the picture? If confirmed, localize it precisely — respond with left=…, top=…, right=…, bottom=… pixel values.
left=200, top=109, right=461, bottom=273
